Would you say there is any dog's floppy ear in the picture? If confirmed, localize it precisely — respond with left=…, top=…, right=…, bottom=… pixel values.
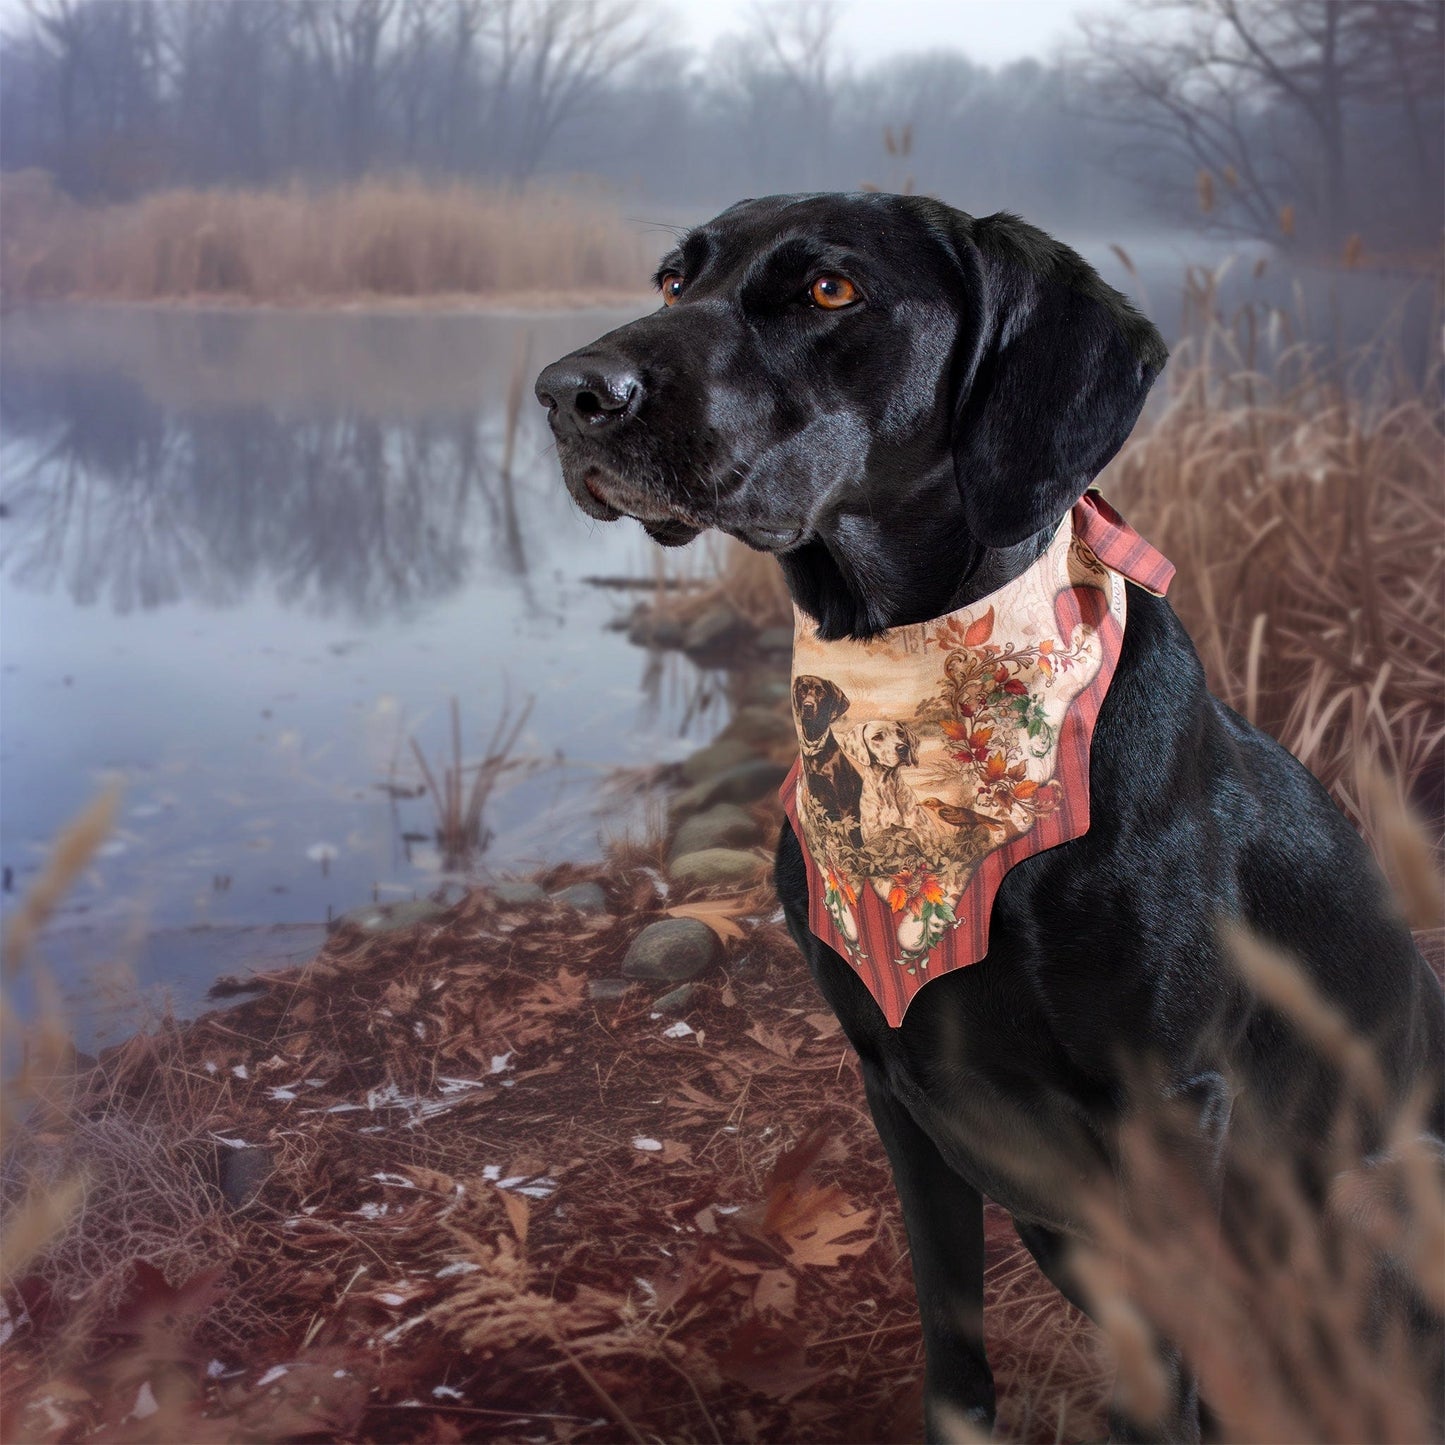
left=947, top=212, right=1167, bottom=548
left=898, top=723, right=920, bottom=767
left=821, top=679, right=850, bottom=722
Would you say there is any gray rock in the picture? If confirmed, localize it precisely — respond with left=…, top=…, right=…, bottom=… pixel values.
left=621, top=918, right=723, bottom=981
left=721, top=706, right=797, bottom=749
left=683, top=604, right=750, bottom=654
left=587, top=977, right=633, bottom=1001
left=667, top=759, right=789, bottom=823
left=219, top=1146, right=273, bottom=1209
left=551, top=881, right=608, bottom=914
left=739, top=676, right=792, bottom=706
left=755, top=625, right=795, bottom=654
left=669, top=847, right=767, bottom=889
left=702, top=759, right=790, bottom=808
left=679, top=738, right=757, bottom=785
left=669, top=804, right=762, bottom=861
left=334, top=898, right=448, bottom=934
left=491, top=881, right=548, bottom=906
left=667, top=779, right=721, bottom=824
left=654, top=982, right=696, bottom=1015
left=628, top=613, right=686, bottom=649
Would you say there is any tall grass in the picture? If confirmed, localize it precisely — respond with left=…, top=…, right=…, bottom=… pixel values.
left=0, top=171, right=654, bottom=303
left=1110, top=268, right=1444, bottom=855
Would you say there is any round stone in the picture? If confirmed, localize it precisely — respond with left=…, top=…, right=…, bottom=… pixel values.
left=679, top=738, right=758, bottom=785
left=621, top=918, right=723, bottom=981
left=669, top=804, right=762, bottom=862
left=551, top=881, right=608, bottom=914
left=669, top=847, right=768, bottom=889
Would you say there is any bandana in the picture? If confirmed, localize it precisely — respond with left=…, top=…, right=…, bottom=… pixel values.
left=779, top=491, right=1174, bottom=1026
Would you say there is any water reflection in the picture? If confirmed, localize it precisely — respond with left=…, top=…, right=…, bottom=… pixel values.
left=1, top=367, right=544, bottom=620
left=0, top=307, right=724, bottom=1033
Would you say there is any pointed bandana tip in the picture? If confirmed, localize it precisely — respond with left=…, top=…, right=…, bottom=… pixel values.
left=780, top=491, right=1173, bottom=1026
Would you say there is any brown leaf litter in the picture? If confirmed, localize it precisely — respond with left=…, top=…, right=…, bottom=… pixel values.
left=1, top=863, right=1118, bottom=1443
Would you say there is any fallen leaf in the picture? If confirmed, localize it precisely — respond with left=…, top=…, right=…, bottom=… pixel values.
left=665, top=898, right=750, bottom=942
left=753, top=1269, right=798, bottom=1317
left=718, top=1317, right=825, bottom=1401
left=500, top=1190, right=529, bottom=1247
left=745, top=1023, right=800, bottom=1060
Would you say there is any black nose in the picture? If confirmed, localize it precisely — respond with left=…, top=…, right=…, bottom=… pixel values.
left=535, top=356, right=644, bottom=433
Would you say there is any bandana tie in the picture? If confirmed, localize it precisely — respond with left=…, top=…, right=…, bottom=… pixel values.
left=779, top=491, right=1174, bottom=1026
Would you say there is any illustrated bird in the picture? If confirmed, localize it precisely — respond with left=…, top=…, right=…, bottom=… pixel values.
left=918, top=798, right=1010, bottom=833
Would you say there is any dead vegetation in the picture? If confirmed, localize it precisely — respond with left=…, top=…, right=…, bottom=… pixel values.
left=0, top=173, right=653, bottom=305
left=1110, top=264, right=1445, bottom=853
left=0, top=848, right=1114, bottom=1444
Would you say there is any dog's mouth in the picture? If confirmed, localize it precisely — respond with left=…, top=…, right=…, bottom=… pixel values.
left=561, top=455, right=804, bottom=554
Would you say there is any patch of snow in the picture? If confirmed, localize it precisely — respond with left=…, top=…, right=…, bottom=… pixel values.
left=661, top=1021, right=694, bottom=1039
left=267, top=1087, right=298, bottom=1102
left=632, top=1137, right=663, bottom=1152
left=130, top=1382, right=159, bottom=1420
left=435, top=1262, right=482, bottom=1278
left=231, top=1064, right=249, bottom=1080
left=489, top=1052, right=514, bottom=1074
left=256, top=1365, right=290, bottom=1388
left=210, top=1134, right=250, bottom=1149
left=432, top=1385, right=464, bottom=1400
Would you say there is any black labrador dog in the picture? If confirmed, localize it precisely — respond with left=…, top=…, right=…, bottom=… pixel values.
left=536, top=193, right=1445, bottom=1440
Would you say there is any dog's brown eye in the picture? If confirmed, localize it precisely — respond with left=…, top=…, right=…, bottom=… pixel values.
left=661, top=273, right=684, bottom=306
left=810, top=275, right=859, bottom=309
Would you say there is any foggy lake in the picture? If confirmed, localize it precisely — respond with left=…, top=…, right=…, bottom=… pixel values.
left=0, top=245, right=1428, bottom=1044
left=0, top=305, right=737, bottom=1041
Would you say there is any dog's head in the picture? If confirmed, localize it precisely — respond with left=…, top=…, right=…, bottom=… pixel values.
left=536, top=193, right=1166, bottom=634
left=793, top=674, right=850, bottom=739
left=858, top=719, right=919, bottom=771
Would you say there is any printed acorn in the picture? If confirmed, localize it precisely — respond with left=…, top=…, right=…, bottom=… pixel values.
left=918, top=798, right=1010, bottom=833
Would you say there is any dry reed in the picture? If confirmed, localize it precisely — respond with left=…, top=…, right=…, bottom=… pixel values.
left=0, top=172, right=653, bottom=304
left=1066, top=923, right=1444, bottom=1444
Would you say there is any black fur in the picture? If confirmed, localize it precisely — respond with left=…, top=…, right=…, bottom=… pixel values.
left=537, top=193, right=1445, bottom=1442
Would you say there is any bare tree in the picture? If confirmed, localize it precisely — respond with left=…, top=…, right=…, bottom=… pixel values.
left=1072, top=0, right=1445, bottom=248
left=748, top=0, right=843, bottom=170
left=493, top=0, right=651, bottom=186
left=301, top=0, right=399, bottom=179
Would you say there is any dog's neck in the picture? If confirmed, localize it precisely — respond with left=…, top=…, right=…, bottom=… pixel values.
left=777, top=473, right=1056, bottom=641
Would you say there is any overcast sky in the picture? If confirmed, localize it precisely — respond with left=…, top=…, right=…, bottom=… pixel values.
left=672, top=0, right=1124, bottom=68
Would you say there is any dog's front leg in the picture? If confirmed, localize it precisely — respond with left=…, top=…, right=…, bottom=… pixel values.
left=861, top=1060, right=996, bottom=1442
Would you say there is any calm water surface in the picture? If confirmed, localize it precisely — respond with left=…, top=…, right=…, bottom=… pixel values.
left=1, top=307, right=731, bottom=1040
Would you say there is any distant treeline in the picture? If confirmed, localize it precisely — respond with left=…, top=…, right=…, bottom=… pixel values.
left=1, top=0, right=1440, bottom=253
